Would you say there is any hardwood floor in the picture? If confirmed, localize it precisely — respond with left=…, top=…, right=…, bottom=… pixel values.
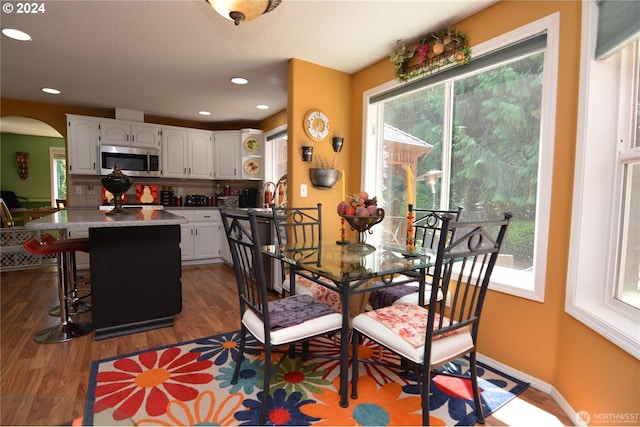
left=1, top=263, right=573, bottom=426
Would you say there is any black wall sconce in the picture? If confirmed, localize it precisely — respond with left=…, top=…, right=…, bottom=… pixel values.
left=332, top=136, right=344, bottom=153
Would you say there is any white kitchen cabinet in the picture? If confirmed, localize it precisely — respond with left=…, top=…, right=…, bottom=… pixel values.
left=167, top=210, right=221, bottom=263
left=67, top=114, right=100, bottom=175
left=161, top=127, right=188, bottom=178
left=162, top=128, right=213, bottom=179
left=100, top=120, right=160, bottom=149
left=187, top=130, right=213, bottom=179
left=213, top=131, right=240, bottom=179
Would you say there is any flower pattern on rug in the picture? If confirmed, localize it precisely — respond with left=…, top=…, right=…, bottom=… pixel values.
left=236, top=389, right=319, bottom=426
left=93, top=347, right=214, bottom=420
left=86, top=332, right=530, bottom=426
left=215, top=358, right=264, bottom=394
left=269, top=358, right=331, bottom=397
left=135, top=390, right=244, bottom=426
left=302, top=375, right=428, bottom=426
left=190, top=331, right=261, bottom=364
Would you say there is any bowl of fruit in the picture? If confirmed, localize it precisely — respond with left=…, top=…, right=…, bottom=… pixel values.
left=337, top=191, right=384, bottom=251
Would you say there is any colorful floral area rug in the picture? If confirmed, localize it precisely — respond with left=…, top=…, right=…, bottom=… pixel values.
left=85, top=331, right=529, bottom=426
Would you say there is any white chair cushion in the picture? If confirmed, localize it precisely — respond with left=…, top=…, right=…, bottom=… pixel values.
left=352, top=308, right=473, bottom=367
left=243, top=309, right=342, bottom=346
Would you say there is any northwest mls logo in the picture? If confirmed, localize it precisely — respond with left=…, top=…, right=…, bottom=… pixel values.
left=577, top=410, right=640, bottom=425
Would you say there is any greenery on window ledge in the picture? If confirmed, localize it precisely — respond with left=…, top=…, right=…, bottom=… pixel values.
left=391, top=28, right=471, bottom=82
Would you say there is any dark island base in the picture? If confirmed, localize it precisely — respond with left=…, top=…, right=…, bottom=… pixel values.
left=89, top=224, right=182, bottom=340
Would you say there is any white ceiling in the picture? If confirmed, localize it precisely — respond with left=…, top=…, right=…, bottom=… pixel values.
left=0, top=0, right=495, bottom=136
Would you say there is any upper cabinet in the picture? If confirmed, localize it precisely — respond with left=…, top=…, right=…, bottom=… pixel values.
left=100, top=120, right=160, bottom=149
left=213, top=131, right=240, bottom=180
left=67, top=114, right=260, bottom=181
left=161, top=127, right=213, bottom=179
left=67, top=114, right=100, bottom=175
left=187, top=130, right=213, bottom=179
left=161, top=126, right=188, bottom=178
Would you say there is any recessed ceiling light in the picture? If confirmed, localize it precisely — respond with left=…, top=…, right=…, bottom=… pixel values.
left=2, top=28, right=32, bottom=41
left=230, top=77, right=248, bottom=85
left=256, top=104, right=269, bottom=110
left=198, top=111, right=212, bottom=116
left=42, top=88, right=61, bottom=95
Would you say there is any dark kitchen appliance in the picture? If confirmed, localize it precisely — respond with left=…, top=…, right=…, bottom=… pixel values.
left=160, top=190, right=174, bottom=206
left=239, top=188, right=259, bottom=208
left=185, top=194, right=209, bottom=207
left=100, top=145, right=160, bottom=177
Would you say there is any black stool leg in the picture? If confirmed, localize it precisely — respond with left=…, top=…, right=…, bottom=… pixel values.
left=48, top=251, right=91, bottom=316
left=34, top=252, right=92, bottom=343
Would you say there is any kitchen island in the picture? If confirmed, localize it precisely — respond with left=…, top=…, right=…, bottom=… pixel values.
left=26, top=208, right=186, bottom=340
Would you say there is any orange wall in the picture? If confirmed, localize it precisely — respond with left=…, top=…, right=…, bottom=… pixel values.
left=287, top=59, right=352, bottom=243
left=351, top=1, right=638, bottom=423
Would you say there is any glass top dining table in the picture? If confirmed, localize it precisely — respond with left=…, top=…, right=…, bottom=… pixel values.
left=262, top=241, right=436, bottom=407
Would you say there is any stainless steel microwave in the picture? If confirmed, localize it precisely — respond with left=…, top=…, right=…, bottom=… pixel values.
left=100, top=145, right=160, bottom=177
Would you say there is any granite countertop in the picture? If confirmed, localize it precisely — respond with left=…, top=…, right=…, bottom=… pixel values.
left=24, top=208, right=186, bottom=230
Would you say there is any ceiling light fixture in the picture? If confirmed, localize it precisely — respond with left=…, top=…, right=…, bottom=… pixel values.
left=230, top=77, right=248, bottom=85
left=2, top=28, right=32, bottom=41
left=205, top=0, right=282, bottom=26
left=42, top=88, right=61, bottom=95
left=256, top=104, right=269, bottom=110
left=198, top=111, right=212, bottom=116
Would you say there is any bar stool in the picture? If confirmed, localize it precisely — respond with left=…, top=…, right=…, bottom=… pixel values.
left=23, top=236, right=93, bottom=343
left=41, top=234, right=91, bottom=316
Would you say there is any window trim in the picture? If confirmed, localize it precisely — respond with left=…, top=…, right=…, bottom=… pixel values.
left=362, top=13, right=560, bottom=303
left=566, top=1, right=640, bottom=359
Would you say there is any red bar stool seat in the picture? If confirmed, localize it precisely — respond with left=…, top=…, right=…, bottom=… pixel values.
left=41, top=234, right=91, bottom=316
left=23, top=236, right=93, bottom=343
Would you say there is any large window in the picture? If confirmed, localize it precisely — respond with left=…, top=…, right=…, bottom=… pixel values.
left=50, top=147, right=66, bottom=206
left=567, top=1, right=640, bottom=358
left=364, top=15, right=559, bottom=301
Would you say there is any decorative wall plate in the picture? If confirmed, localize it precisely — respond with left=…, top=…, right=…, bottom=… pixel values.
left=243, top=137, right=259, bottom=152
left=243, top=159, right=260, bottom=174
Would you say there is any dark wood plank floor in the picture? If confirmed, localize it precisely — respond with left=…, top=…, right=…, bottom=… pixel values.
left=0, top=263, right=573, bottom=425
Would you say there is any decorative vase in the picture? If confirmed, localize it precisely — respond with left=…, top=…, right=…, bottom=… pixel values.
left=309, top=168, right=341, bottom=189
left=101, top=163, right=133, bottom=215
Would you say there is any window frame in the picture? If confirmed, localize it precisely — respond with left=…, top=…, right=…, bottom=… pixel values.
left=362, top=13, right=560, bottom=303
left=566, top=1, right=640, bottom=359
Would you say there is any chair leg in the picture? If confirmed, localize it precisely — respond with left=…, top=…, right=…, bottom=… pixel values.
left=421, top=366, right=431, bottom=426
left=231, top=326, right=247, bottom=384
left=469, top=351, right=485, bottom=424
left=260, top=345, right=273, bottom=425
left=350, top=329, right=359, bottom=399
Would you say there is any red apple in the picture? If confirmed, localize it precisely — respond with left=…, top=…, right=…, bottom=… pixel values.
left=346, top=206, right=357, bottom=216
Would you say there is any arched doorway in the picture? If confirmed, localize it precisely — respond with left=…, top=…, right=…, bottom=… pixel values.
left=0, top=116, right=66, bottom=208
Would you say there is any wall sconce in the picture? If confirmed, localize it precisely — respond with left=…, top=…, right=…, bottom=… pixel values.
left=332, top=136, right=344, bottom=153
left=16, top=151, right=29, bottom=179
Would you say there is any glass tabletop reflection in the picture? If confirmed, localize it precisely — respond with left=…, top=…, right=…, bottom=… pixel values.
left=262, top=241, right=435, bottom=284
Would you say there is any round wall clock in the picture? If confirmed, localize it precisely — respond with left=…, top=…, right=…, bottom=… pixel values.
left=304, top=110, right=330, bottom=141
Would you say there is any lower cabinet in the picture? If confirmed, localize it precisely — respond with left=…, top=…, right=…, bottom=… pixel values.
left=167, top=210, right=222, bottom=263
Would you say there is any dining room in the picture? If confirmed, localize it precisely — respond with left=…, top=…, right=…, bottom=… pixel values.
left=1, top=0, right=638, bottom=425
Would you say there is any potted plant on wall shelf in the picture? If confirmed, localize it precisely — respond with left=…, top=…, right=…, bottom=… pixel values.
left=309, top=154, right=341, bottom=189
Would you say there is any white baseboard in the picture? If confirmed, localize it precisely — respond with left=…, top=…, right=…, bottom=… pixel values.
left=477, top=353, right=582, bottom=425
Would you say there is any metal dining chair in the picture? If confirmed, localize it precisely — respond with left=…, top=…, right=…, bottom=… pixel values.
left=220, top=207, right=342, bottom=425
left=351, top=212, right=512, bottom=425
left=368, top=206, right=463, bottom=309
